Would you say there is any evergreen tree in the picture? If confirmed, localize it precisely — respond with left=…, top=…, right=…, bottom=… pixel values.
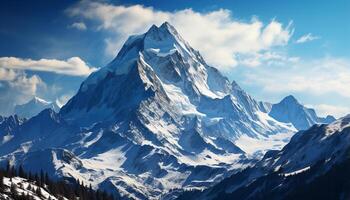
left=6, top=160, right=10, bottom=176
left=35, top=187, right=42, bottom=197
left=27, top=183, right=32, bottom=190
left=18, top=165, right=25, bottom=178
left=10, top=183, right=18, bottom=196
left=40, top=169, right=45, bottom=187
left=0, top=163, right=117, bottom=200
left=0, top=172, right=4, bottom=192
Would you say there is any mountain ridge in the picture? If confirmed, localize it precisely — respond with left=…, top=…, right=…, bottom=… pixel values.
left=178, top=114, right=350, bottom=200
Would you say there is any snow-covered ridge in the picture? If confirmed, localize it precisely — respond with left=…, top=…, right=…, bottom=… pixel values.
left=185, top=113, right=350, bottom=200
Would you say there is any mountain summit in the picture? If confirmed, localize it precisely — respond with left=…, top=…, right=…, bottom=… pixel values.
left=2, top=22, right=299, bottom=199
left=14, top=96, right=60, bottom=119
left=61, top=21, right=295, bottom=152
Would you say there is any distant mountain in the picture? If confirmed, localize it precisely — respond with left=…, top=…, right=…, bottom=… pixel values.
left=14, top=97, right=60, bottom=119
left=0, top=22, right=296, bottom=200
left=178, top=114, right=350, bottom=200
left=269, top=95, right=336, bottom=130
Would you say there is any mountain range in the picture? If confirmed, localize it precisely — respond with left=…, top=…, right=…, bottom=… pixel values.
left=178, top=114, right=350, bottom=200
left=0, top=22, right=341, bottom=200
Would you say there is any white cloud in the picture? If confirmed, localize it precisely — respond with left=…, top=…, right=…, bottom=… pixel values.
left=296, top=33, right=320, bottom=44
left=237, top=51, right=299, bottom=67
left=67, top=2, right=293, bottom=70
left=244, top=57, right=350, bottom=98
left=0, top=57, right=97, bottom=76
left=70, top=22, right=87, bottom=30
left=308, top=104, right=350, bottom=119
left=0, top=68, right=45, bottom=115
left=237, top=57, right=350, bottom=118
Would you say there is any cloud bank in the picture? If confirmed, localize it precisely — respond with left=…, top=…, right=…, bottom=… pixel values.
left=67, top=2, right=293, bottom=70
left=309, top=104, right=350, bottom=119
left=246, top=57, right=350, bottom=98
left=0, top=57, right=96, bottom=76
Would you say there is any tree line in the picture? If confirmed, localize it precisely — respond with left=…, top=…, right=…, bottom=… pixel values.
left=0, top=162, right=117, bottom=200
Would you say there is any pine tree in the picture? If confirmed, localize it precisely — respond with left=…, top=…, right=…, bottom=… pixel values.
left=6, top=160, right=10, bottom=176
left=40, top=169, right=45, bottom=187
left=18, top=165, right=25, bottom=178
left=28, top=171, right=33, bottom=181
left=11, top=166, right=16, bottom=177
left=45, top=172, right=50, bottom=185
left=27, top=183, right=32, bottom=190
left=36, top=187, right=42, bottom=197
left=11, top=183, right=18, bottom=196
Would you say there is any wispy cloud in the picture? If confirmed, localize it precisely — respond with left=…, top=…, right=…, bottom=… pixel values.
left=244, top=57, right=350, bottom=98
left=296, top=33, right=320, bottom=44
left=66, top=2, right=293, bottom=70
left=237, top=51, right=299, bottom=67
left=0, top=57, right=97, bottom=76
left=69, top=22, right=87, bottom=31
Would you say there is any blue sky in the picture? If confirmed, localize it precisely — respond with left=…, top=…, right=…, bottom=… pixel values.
left=0, top=0, right=349, bottom=117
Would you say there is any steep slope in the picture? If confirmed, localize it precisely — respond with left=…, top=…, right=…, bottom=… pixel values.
left=269, top=95, right=335, bottom=130
left=14, top=97, right=60, bottom=119
left=0, top=22, right=295, bottom=199
left=179, top=114, right=350, bottom=200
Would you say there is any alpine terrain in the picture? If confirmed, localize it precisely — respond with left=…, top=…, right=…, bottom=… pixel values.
left=178, top=115, right=350, bottom=200
left=0, top=22, right=335, bottom=199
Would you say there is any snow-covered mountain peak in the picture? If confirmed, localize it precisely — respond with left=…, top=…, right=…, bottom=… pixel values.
left=231, top=80, right=243, bottom=91
left=269, top=95, right=335, bottom=130
left=280, top=95, right=299, bottom=105
left=143, top=21, right=196, bottom=58
left=82, top=22, right=205, bottom=91
left=14, top=96, right=60, bottom=119
left=7, top=22, right=300, bottom=199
